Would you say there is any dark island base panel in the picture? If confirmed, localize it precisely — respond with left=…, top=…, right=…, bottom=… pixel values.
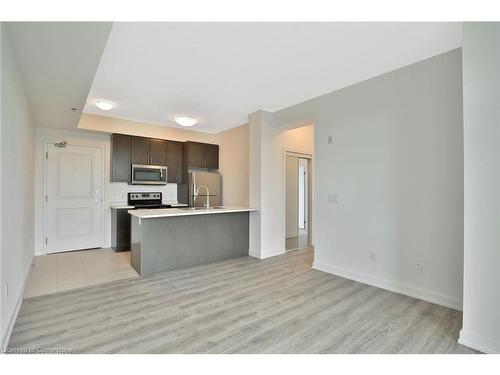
left=131, top=212, right=249, bottom=276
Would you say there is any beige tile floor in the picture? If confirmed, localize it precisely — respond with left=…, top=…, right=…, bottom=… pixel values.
left=24, top=249, right=139, bottom=298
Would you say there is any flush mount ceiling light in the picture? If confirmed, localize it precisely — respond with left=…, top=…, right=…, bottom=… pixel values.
left=173, top=115, right=199, bottom=127
left=94, top=99, right=116, bottom=111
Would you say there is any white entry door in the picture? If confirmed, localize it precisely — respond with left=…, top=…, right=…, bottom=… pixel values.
left=45, top=143, right=103, bottom=253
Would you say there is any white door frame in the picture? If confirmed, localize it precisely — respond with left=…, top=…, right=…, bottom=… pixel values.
left=42, top=140, right=105, bottom=255
left=283, top=150, right=313, bottom=250
left=298, top=158, right=308, bottom=230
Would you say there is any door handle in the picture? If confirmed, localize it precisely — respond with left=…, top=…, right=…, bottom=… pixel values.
left=94, top=190, right=101, bottom=203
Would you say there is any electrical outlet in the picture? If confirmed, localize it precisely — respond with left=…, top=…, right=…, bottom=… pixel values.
left=112, top=192, right=123, bottom=200
left=416, top=263, right=423, bottom=272
left=328, top=194, right=338, bottom=204
left=328, top=135, right=333, bottom=144
left=370, top=251, right=377, bottom=262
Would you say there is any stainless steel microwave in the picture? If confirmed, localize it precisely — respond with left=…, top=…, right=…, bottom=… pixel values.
left=130, top=164, right=168, bottom=185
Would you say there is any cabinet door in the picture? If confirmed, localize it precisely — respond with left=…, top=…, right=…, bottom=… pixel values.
left=184, top=141, right=205, bottom=168
left=110, top=134, right=131, bottom=182
left=204, top=144, right=219, bottom=169
left=111, top=208, right=131, bottom=251
left=166, top=141, right=183, bottom=183
left=131, top=136, right=150, bottom=165
left=149, top=138, right=167, bottom=166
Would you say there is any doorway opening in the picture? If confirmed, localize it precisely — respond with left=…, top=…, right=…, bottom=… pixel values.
left=285, top=152, right=312, bottom=251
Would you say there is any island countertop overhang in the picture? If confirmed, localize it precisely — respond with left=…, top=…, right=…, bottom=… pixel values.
left=128, top=206, right=258, bottom=219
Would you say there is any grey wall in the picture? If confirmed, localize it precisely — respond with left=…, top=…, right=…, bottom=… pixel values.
left=274, top=49, right=464, bottom=309
left=459, top=23, right=500, bottom=354
left=1, top=24, right=36, bottom=347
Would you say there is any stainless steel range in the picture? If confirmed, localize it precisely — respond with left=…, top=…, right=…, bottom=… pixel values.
left=128, top=192, right=172, bottom=209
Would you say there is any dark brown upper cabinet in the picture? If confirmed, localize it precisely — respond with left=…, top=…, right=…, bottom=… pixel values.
left=166, top=141, right=183, bottom=183
left=111, top=133, right=182, bottom=183
left=131, top=136, right=150, bottom=165
left=131, top=136, right=168, bottom=166
left=149, top=138, right=168, bottom=166
left=183, top=141, right=205, bottom=168
left=204, top=143, right=219, bottom=169
left=110, top=133, right=131, bottom=182
left=183, top=141, right=219, bottom=169
left=111, top=134, right=210, bottom=184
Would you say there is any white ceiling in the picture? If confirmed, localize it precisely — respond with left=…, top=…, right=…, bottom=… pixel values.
left=85, top=22, right=462, bottom=133
left=6, top=22, right=113, bottom=129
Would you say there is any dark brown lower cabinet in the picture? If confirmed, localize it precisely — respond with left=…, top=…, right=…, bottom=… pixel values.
left=111, top=208, right=131, bottom=252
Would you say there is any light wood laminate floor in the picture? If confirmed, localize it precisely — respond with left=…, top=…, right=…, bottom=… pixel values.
left=9, top=248, right=476, bottom=354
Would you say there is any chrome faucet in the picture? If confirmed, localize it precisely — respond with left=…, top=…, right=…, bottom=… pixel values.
left=194, top=185, right=210, bottom=208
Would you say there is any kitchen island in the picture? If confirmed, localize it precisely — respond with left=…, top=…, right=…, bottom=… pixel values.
left=128, top=206, right=257, bottom=276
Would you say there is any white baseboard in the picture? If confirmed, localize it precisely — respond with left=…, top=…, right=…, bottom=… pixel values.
left=459, top=329, right=500, bottom=354
left=1, top=262, right=31, bottom=352
left=312, top=261, right=462, bottom=311
left=249, top=249, right=286, bottom=259
left=248, top=249, right=261, bottom=259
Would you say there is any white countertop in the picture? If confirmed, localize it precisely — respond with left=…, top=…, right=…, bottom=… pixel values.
left=128, top=206, right=258, bottom=219
left=110, top=202, right=134, bottom=209
left=110, top=202, right=189, bottom=209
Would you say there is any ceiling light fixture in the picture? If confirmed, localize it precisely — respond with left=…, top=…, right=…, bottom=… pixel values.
left=173, top=115, right=199, bottom=127
left=95, top=99, right=116, bottom=111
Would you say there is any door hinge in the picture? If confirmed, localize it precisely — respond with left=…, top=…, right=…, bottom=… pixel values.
left=45, top=195, right=48, bottom=203
left=45, top=238, right=48, bottom=245
left=45, top=151, right=48, bottom=159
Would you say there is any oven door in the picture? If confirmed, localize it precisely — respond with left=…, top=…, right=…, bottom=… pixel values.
left=130, top=164, right=168, bottom=185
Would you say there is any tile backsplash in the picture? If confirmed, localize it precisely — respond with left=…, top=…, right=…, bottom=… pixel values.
left=109, top=182, right=178, bottom=203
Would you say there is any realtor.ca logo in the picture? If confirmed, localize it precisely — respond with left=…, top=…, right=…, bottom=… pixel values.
left=3, top=346, right=73, bottom=354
